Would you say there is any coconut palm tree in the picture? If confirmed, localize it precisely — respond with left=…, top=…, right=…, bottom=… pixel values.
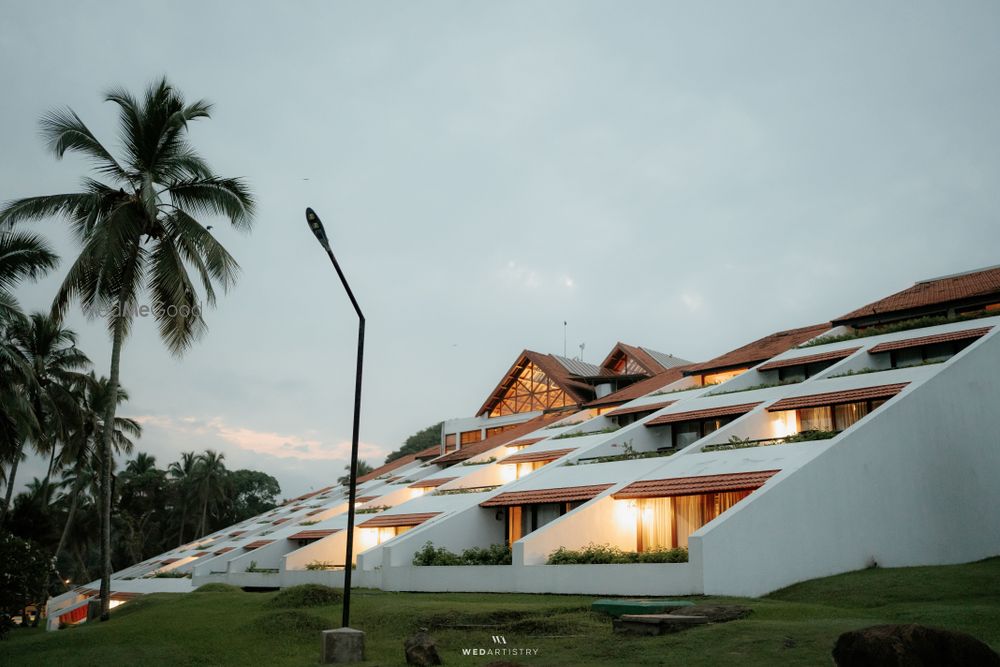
left=168, top=451, right=198, bottom=546
left=0, top=78, right=254, bottom=619
left=192, top=449, right=228, bottom=538
left=53, top=374, right=140, bottom=576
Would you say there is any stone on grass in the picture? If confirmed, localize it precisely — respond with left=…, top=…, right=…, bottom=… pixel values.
left=669, top=604, right=752, bottom=623
left=404, top=630, right=442, bottom=666
left=832, top=624, right=1000, bottom=667
left=321, top=627, right=365, bottom=664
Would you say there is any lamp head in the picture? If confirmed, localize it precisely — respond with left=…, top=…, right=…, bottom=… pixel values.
left=305, top=207, right=331, bottom=249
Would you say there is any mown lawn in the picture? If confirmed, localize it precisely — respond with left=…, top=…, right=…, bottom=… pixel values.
left=3, top=558, right=1000, bottom=666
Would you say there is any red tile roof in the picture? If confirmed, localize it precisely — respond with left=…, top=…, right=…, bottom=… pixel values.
left=834, top=266, right=1000, bottom=325
left=191, top=551, right=209, bottom=558
left=480, top=483, right=613, bottom=507
left=867, top=327, right=992, bottom=354
left=476, top=350, right=597, bottom=417
left=355, top=496, right=378, bottom=504
left=757, top=347, right=861, bottom=372
left=506, top=437, right=546, bottom=448
left=414, top=445, right=444, bottom=461
left=356, top=452, right=420, bottom=485
left=498, top=448, right=576, bottom=464
left=408, top=477, right=458, bottom=489
left=599, top=342, right=670, bottom=376
left=584, top=367, right=690, bottom=409
left=683, top=323, right=832, bottom=375
left=614, top=470, right=780, bottom=499
left=357, top=512, right=440, bottom=528
left=605, top=400, right=676, bottom=418
left=433, top=412, right=565, bottom=464
left=288, top=529, right=340, bottom=541
left=645, top=402, right=763, bottom=427
left=214, top=547, right=235, bottom=555
left=160, top=558, right=179, bottom=565
left=767, top=383, right=909, bottom=412
left=243, top=540, right=274, bottom=550
left=228, top=531, right=246, bottom=537
left=305, top=508, right=326, bottom=516
left=272, top=518, right=289, bottom=525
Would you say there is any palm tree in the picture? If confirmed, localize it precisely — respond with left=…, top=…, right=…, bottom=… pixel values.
left=0, top=78, right=255, bottom=619
left=6, top=313, right=91, bottom=502
left=53, top=374, right=140, bottom=575
left=192, top=449, right=228, bottom=538
left=168, top=451, right=198, bottom=546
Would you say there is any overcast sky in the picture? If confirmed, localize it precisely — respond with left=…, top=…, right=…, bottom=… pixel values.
left=3, top=1, right=999, bottom=498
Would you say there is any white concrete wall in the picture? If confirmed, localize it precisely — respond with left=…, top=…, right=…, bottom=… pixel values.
left=696, top=329, right=1000, bottom=596
left=381, top=502, right=505, bottom=568
left=515, top=494, right=635, bottom=565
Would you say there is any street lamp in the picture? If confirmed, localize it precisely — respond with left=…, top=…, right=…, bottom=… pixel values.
left=305, top=207, right=365, bottom=631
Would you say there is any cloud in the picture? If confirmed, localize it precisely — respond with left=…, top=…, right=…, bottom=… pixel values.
left=134, top=415, right=387, bottom=462
left=498, top=260, right=576, bottom=292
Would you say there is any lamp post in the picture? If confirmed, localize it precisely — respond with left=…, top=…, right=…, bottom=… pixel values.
left=305, top=207, right=365, bottom=631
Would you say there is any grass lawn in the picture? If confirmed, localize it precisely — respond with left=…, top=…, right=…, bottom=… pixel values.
left=3, top=558, right=1000, bottom=666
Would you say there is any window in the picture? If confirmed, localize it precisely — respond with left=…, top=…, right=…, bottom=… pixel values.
left=780, top=398, right=889, bottom=434
left=460, top=430, right=482, bottom=446
left=506, top=502, right=582, bottom=543
left=701, top=368, right=747, bottom=385
left=444, top=433, right=456, bottom=452
left=489, top=360, right=575, bottom=417
left=515, top=460, right=547, bottom=479
left=888, top=338, right=975, bottom=368
left=636, top=491, right=751, bottom=550
left=485, top=424, right=518, bottom=438
left=671, top=416, right=736, bottom=448
left=777, top=360, right=838, bottom=382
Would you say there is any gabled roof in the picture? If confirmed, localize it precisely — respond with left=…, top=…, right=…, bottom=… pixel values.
left=476, top=350, right=597, bottom=417
left=683, top=323, right=832, bottom=376
left=480, top=483, right=613, bottom=507
left=432, top=412, right=565, bottom=465
left=867, top=327, right=992, bottom=354
left=584, top=366, right=691, bottom=409
left=614, top=470, right=780, bottom=499
left=645, top=402, right=763, bottom=427
left=600, top=342, right=689, bottom=376
left=498, top=448, right=576, bottom=464
left=767, top=383, right=908, bottom=412
left=833, top=266, right=1000, bottom=326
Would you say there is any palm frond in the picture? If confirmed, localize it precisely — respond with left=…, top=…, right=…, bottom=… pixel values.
left=0, top=231, right=59, bottom=290
left=167, top=177, right=255, bottom=231
left=39, top=107, right=127, bottom=181
left=148, top=237, right=207, bottom=355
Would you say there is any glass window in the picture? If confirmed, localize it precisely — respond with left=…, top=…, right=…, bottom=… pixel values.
left=834, top=402, right=870, bottom=430
left=489, top=360, right=575, bottom=417
left=672, top=422, right=702, bottom=448
left=798, top=406, right=833, bottom=432
left=701, top=368, right=748, bottom=386
left=891, top=347, right=924, bottom=368
left=637, top=491, right=752, bottom=551
left=460, top=430, right=482, bottom=445
left=444, top=433, right=456, bottom=451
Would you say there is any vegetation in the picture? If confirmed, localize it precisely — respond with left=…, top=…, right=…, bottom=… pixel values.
left=652, top=382, right=718, bottom=396
left=384, top=422, right=443, bottom=462
left=708, top=378, right=802, bottom=395
left=304, top=561, right=338, bottom=571
left=4, top=559, right=1000, bottom=664
left=461, top=457, right=496, bottom=466
left=702, top=430, right=838, bottom=452
left=412, top=541, right=512, bottom=566
left=268, top=584, right=342, bottom=608
left=433, top=485, right=500, bottom=495
left=826, top=358, right=946, bottom=378
left=553, top=426, right=620, bottom=439
left=546, top=543, right=689, bottom=564
left=801, top=309, right=998, bottom=348
left=356, top=505, right=390, bottom=514
left=337, top=460, right=373, bottom=487
left=0, top=533, right=55, bottom=624
left=0, top=78, right=255, bottom=619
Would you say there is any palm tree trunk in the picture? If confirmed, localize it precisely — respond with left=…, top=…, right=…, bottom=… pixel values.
left=40, top=442, right=58, bottom=501
left=0, top=441, right=24, bottom=526
left=199, top=493, right=208, bottom=538
left=54, top=467, right=85, bottom=564
left=98, top=313, right=127, bottom=622
left=177, top=500, right=187, bottom=546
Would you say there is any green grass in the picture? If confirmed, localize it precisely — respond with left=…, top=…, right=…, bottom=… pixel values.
left=4, top=559, right=1000, bottom=666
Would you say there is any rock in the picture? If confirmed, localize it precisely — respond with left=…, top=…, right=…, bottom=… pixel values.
left=320, top=628, right=365, bottom=664
left=832, top=624, right=1000, bottom=667
left=668, top=605, right=752, bottom=623
left=404, top=630, right=442, bottom=666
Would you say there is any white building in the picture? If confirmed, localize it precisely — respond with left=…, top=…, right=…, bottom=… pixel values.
left=47, top=265, right=1000, bottom=628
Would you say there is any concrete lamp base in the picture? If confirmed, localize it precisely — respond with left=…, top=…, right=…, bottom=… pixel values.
left=321, top=627, right=365, bottom=664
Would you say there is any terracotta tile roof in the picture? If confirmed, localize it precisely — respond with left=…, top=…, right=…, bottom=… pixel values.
left=834, top=266, right=1000, bottom=325
left=272, top=518, right=289, bottom=525
left=867, top=327, right=992, bottom=354
left=645, top=402, right=763, bottom=427
left=506, top=437, right=546, bottom=448
left=767, top=383, right=909, bottom=412
left=355, top=496, right=378, bottom=503
left=498, top=448, right=576, bottom=464
left=228, top=531, right=246, bottom=537
left=605, top=400, right=676, bottom=418
left=305, top=508, right=325, bottom=516
left=408, top=476, right=458, bottom=489
left=683, top=323, right=832, bottom=375
left=357, top=512, right=440, bottom=528
left=481, top=483, right=613, bottom=507
left=614, top=470, right=780, bottom=499
left=599, top=342, right=667, bottom=376
left=386, top=476, right=402, bottom=483
left=282, top=486, right=334, bottom=506
left=160, top=558, right=179, bottom=565
left=191, top=551, right=209, bottom=558
left=584, top=367, right=691, bottom=409
left=476, top=350, right=598, bottom=417
left=289, top=505, right=305, bottom=512
left=243, top=540, right=274, bottom=550
left=757, top=347, right=861, bottom=372
left=214, top=547, right=235, bottom=555
left=433, top=412, right=565, bottom=464
left=414, top=445, right=444, bottom=461
left=288, top=529, right=340, bottom=541
left=356, top=452, right=419, bottom=485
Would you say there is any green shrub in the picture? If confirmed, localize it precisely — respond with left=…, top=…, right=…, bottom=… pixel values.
left=412, top=541, right=511, bottom=566
left=152, top=570, right=190, bottom=578
left=193, top=583, right=241, bottom=593
left=304, top=560, right=337, bottom=571
left=268, top=584, right=343, bottom=608
left=545, top=543, right=687, bottom=564
left=801, top=309, right=997, bottom=348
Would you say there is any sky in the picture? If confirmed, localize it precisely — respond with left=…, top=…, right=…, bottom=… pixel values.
left=2, top=1, right=999, bottom=499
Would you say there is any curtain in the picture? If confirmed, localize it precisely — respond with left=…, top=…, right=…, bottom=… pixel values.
left=638, top=498, right=673, bottom=550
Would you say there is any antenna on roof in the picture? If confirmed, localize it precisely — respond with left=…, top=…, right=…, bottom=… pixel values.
left=578, top=342, right=585, bottom=362
left=563, top=321, right=567, bottom=358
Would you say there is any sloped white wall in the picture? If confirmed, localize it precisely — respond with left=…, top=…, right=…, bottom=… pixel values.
left=696, top=330, right=1000, bottom=596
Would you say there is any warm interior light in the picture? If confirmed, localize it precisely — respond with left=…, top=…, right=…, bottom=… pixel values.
left=411, top=488, right=425, bottom=499
left=772, top=410, right=798, bottom=438
left=499, top=464, right=517, bottom=484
